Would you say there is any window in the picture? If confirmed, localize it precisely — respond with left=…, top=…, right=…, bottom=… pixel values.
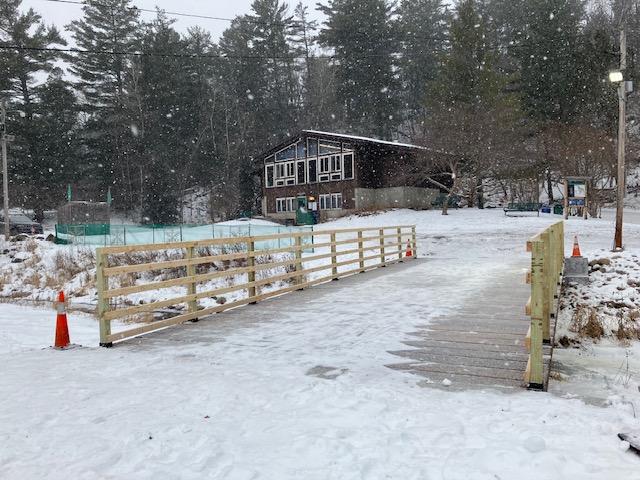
left=319, top=156, right=330, bottom=173
left=276, top=197, right=296, bottom=212
left=296, top=160, right=306, bottom=184
left=319, top=193, right=343, bottom=210
left=343, top=153, right=354, bottom=179
left=275, top=161, right=295, bottom=186
left=308, top=138, right=318, bottom=156
left=308, top=159, right=317, bottom=183
left=296, top=141, right=306, bottom=159
left=331, top=193, right=343, bottom=209
left=266, top=165, right=274, bottom=187
left=319, top=156, right=330, bottom=182
left=319, top=140, right=341, bottom=154
left=330, top=155, right=341, bottom=180
left=331, top=155, right=341, bottom=172
left=275, top=145, right=296, bottom=161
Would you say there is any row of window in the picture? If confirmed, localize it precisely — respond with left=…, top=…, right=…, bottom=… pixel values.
left=265, top=153, right=354, bottom=188
left=275, top=194, right=343, bottom=213
left=267, top=138, right=352, bottom=163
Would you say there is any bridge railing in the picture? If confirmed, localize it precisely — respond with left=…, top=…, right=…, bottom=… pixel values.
left=97, top=225, right=416, bottom=346
left=524, top=221, right=564, bottom=390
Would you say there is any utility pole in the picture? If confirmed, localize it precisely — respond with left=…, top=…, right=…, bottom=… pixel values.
left=1, top=99, right=9, bottom=241
left=614, top=24, right=627, bottom=251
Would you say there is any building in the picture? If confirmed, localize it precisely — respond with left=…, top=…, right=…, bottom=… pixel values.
left=260, top=130, right=442, bottom=223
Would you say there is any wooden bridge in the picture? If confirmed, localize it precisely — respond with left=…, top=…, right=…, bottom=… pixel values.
left=103, top=222, right=564, bottom=392
left=387, top=222, right=563, bottom=392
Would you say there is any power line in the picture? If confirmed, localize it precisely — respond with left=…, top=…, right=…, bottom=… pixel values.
left=0, top=43, right=339, bottom=60
left=38, top=0, right=303, bottom=28
left=0, top=41, right=621, bottom=62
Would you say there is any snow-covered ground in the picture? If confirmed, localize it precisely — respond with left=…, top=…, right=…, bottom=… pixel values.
left=1, top=208, right=639, bottom=479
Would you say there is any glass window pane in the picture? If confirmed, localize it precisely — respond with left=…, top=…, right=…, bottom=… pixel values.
left=297, top=141, right=306, bottom=159
left=276, top=145, right=296, bottom=161
left=319, top=140, right=341, bottom=154
left=343, top=154, right=353, bottom=179
left=308, top=138, right=318, bottom=156
left=266, top=165, right=274, bottom=187
left=308, top=159, right=317, bottom=183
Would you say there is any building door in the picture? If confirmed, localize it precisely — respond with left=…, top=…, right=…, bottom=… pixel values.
left=296, top=196, right=314, bottom=225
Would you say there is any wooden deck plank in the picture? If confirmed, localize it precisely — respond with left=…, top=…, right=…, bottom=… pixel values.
left=388, top=258, right=556, bottom=392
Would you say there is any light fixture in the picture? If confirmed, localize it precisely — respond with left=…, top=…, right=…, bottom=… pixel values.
left=609, top=70, right=623, bottom=83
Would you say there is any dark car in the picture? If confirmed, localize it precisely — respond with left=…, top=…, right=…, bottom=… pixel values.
left=0, top=213, right=44, bottom=235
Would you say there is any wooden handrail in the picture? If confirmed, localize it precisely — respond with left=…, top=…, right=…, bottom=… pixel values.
left=97, top=225, right=417, bottom=346
left=524, top=221, right=564, bottom=390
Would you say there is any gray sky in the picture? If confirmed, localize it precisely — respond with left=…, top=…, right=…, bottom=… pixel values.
left=20, top=0, right=324, bottom=40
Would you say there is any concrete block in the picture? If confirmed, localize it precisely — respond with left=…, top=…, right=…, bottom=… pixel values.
left=564, top=256, right=589, bottom=285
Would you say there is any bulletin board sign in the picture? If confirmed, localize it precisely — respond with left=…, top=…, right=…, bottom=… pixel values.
left=563, top=177, right=590, bottom=220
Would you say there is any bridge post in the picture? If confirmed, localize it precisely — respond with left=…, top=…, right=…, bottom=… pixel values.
left=247, top=239, right=257, bottom=300
left=97, top=249, right=112, bottom=347
left=528, top=240, right=545, bottom=390
left=358, top=231, right=365, bottom=272
left=186, top=246, right=199, bottom=318
left=295, top=236, right=304, bottom=288
left=331, top=233, right=338, bottom=278
left=541, top=231, right=551, bottom=343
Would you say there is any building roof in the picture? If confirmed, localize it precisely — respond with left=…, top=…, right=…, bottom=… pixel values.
left=302, top=130, right=426, bottom=150
left=261, top=130, right=426, bottom=158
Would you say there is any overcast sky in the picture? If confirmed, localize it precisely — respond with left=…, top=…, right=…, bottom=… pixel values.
left=20, top=0, right=324, bottom=41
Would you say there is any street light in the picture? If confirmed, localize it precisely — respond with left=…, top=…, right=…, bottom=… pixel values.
left=608, top=70, right=632, bottom=250
left=0, top=99, right=25, bottom=241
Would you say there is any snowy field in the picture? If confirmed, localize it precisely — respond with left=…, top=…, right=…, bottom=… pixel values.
left=1, top=208, right=639, bottom=479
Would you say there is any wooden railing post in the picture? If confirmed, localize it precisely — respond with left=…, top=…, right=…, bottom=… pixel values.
left=331, top=233, right=338, bottom=278
left=247, top=239, right=257, bottom=301
left=295, top=235, right=304, bottom=288
left=557, top=221, right=565, bottom=284
left=379, top=229, right=386, bottom=265
left=358, top=231, right=365, bottom=272
left=529, top=240, right=545, bottom=390
left=97, top=248, right=112, bottom=347
left=412, top=226, right=417, bottom=258
left=397, top=227, right=402, bottom=260
left=186, top=246, right=199, bottom=318
left=541, top=232, right=551, bottom=343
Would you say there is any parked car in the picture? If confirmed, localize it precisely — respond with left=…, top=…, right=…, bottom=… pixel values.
left=0, top=213, right=44, bottom=235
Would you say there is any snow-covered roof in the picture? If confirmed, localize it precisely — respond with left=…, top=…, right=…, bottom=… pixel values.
left=301, top=130, right=426, bottom=150
left=261, top=130, right=426, bottom=158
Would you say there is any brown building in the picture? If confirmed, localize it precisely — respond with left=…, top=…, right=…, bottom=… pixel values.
left=260, top=130, right=441, bottom=223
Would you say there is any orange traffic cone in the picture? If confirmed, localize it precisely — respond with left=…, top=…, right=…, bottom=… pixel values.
left=54, top=291, right=70, bottom=349
left=406, top=240, right=412, bottom=257
left=572, top=236, right=582, bottom=257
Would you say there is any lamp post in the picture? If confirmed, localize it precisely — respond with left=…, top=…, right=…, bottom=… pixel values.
left=609, top=68, right=629, bottom=250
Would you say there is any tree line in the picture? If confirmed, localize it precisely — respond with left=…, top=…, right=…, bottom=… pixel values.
left=0, top=0, right=638, bottom=222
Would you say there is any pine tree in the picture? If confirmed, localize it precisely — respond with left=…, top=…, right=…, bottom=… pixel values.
left=505, top=0, right=586, bottom=122
left=396, top=0, right=451, bottom=137
left=423, top=0, right=525, bottom=207
left=66, top=0, right=141, bottom=204
left=317, top=0, right=400, bottom=140
left=11, top=73, right=81, bottom=220
left=0, top=0, right=66, bottom=111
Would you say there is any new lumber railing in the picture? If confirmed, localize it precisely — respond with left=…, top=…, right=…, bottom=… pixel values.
left=524, top=221, right=564, bottom=390
left=97, top=225, right=417, bottom=346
